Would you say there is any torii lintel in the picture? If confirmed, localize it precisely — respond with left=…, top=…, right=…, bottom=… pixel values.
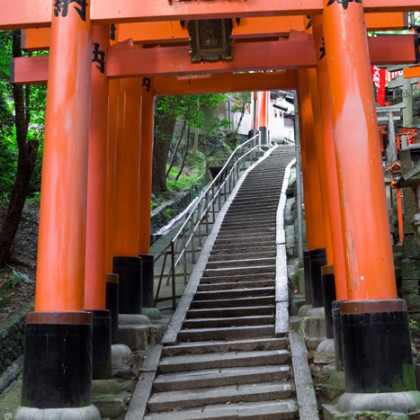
left=1, top=0, right=419, bottom=30
left=11, top=34, right=419, bottom=85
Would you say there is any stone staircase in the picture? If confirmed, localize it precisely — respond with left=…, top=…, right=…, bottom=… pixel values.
left=144, top=147, right=297, bottom=419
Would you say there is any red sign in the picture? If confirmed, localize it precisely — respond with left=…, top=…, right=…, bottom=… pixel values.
left=371, top=66, right=386, bottom=106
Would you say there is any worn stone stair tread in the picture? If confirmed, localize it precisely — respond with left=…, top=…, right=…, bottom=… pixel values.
left=208, top=251, right=276, bottom=260
left=210, top=247, right=275, bottom=256
left=200, top=273, right=275, bottom=283
left=158, top=349, right=289, bottom=373
left=144, top=398, right=297, bottom=420
left=147, top=381, right=295, bottom=411
left=211, top=242, right=275, bottom=250
left=187, top=305, right=275, bottom=318
left=183, top=315, right=275, bottom=328
left=190, top=296, right=274, bottom=309
left=197, top=280, right=274, bottom=291
left=206, top=257, right=275, bottom=268
left=203, top=265, right=276, bottom=277
left=162, top=337, right=288, bottom=356
left=153, top=365, right=291, bottom=391
left=194, top=287, right=275, bottom=300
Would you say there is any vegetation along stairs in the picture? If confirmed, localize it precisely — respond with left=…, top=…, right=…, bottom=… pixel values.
left=143, top=146, right=297, bottom=419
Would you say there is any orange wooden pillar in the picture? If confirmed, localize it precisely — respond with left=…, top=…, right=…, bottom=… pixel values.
left=84, top=24, right=112, bottom=380
left=312, top=15, right=347, bottom=303
left=258, top=91, right=270, bottom=146
left=112, top=78, right=143, bottom=315
left=138, top=83, right=155, bottom=307
left=322, top=0, right=417, bottom=404
left=19, top=0, right=99, bottom=415
left=105, top=78, right=120, bottom=342
left=298, top=69, right=327, bottom=307
left=308, top=68, right=334, bottom=265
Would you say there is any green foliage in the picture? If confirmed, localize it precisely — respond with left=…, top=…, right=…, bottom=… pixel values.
left=4, top=266, right=32, bottom=288
left=0, top=31, right=47, bottom=199
left=155, top=93, right=230, bottom=135
left=163, top=207, right=172, bottom=220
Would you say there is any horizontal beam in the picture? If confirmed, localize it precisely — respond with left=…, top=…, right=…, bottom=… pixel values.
left=1, top=0, right=417, bottom=30
left=363, top=0, right=420, bottom=12
left=22, top=13, right=407, bottom=51
left=369, top=35, right=419, bottom=66
left=12, top=35, right=419, bottom=84
left=107, top=33, right=316, bottom=78
left=152, top=71, right=298, bottom=95
left=91, top=0, right=323, bottom=24
left=404, top=67, right=420, bottom=79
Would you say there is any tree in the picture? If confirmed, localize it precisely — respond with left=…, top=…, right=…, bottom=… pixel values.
left=0, top=31, right=46, bottom=268
left=230, top=92, right=251, bottom=142
left=152, top=93, right=229, bottom=194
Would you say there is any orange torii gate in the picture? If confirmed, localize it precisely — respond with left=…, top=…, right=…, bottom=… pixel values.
left=1, top=1, right=420, bottom=418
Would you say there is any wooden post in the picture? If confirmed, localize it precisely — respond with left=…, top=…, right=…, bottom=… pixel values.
left=19, top=0, right=99, bottom=414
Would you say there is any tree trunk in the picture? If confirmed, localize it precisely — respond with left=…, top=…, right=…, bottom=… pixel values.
left=152, top=99, right=177, bottom=194
left=166, top=119, right=186, bottom=178
left=0, top=31, right=40, bottom=268
left=233, top=102, right=246, bottom=140
left=176, top=126, right=191, bottom=181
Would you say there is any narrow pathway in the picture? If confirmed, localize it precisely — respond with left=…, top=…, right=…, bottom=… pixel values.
left=144, top=147, right=297, bottom=419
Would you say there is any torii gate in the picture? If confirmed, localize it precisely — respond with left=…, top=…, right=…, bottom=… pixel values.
left=1, top=1, right=420, bottom=418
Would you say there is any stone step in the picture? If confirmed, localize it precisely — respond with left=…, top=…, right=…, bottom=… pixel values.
left=194, top=287, right=275, bottom=301
left=206, top=257, right=276, bottom=269
left=177, top=324, right=275, bottom=341
left=202, top=265, right=276, bottom=277
left=187, top=305, right=275, bottom=318
left=190, top=295, right=274, bottom=309
left=162, top=337, right=288, bottom=357
left=153, top=365, right=291, bottom=392
left=209, top=247, right=275, bottom=258
left=211, top=240, right=275, bottom=250
left=213, top=235, right=275, bottom=245
left=147, top=381, right=294, bottom=412
left=197, top=279, right=274, bottom=291
left=200, top=273, right=275, bottom=283
left=219, top=222, right=275, bottom=230
left=144, top=399, right=297, bottom=420
left=158, top=350, right=290, bottom=374
left=183, top=315, right=275, bottom=329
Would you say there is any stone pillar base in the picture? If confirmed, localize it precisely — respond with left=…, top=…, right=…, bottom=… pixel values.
left=15, top=405, right=100, bottom=420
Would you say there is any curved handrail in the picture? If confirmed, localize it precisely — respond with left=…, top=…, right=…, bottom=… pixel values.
left=154, top=133, right=264, bottom=308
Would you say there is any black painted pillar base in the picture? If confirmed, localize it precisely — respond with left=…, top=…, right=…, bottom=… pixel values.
left=113, top=256, right=142, bottom=314
left=309, top=248, right=327, bottom=307
left=303, top=250, right=313, bottom=305
left=332, top=300, right=344, bottom=371
left=21, top=311, right=92, bottom=409
left=90, top=310, right=112, bottom=379
left=321, top=265, right=336, bottom=339
left=341, top=300, right=416, bottom=393
left=139, top=254, right=154, bottom=308
left=106, top=272, right=119, bottom=344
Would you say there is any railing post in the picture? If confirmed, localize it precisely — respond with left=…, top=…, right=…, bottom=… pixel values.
left=170, top=242, right=176, bottom=310
left=190, top=218, right=196, bottom=264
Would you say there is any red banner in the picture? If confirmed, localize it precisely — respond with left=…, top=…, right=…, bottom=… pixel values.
left=371, top=66, right=386, bottom=106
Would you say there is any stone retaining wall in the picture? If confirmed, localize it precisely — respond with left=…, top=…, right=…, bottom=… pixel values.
left=0, top=301, right=33, bottom=376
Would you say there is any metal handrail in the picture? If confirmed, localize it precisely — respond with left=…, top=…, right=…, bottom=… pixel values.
left=154, top=133, right=263, bottom=308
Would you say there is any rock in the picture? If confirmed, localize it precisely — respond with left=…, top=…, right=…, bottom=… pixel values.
left=111, top=344, right=132, bottom=372
left=320, top=371, right=346, bottom=402
left=142, top=307, right=161, bottom=320
left=315, top=338, right=335, bottom=365
left=92, top=380, right=122, bottom=395
left=118, top=314, right=150, bottom=326
left=118, top=325, right=149, bottom=351
left=92, top=394, right=128, bottom=419
left=284, top=197, right=296, bottom=225
left=322, top=364, right=336, bottom=377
